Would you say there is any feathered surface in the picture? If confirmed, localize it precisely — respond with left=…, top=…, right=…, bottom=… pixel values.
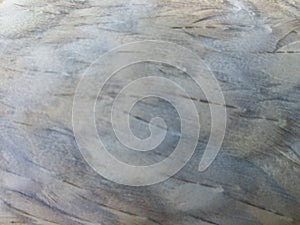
left=0, top=0, right=299, bottom=224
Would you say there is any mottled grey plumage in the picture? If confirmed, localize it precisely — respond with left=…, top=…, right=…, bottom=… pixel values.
left=0, top=0, right=299, bottom=224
